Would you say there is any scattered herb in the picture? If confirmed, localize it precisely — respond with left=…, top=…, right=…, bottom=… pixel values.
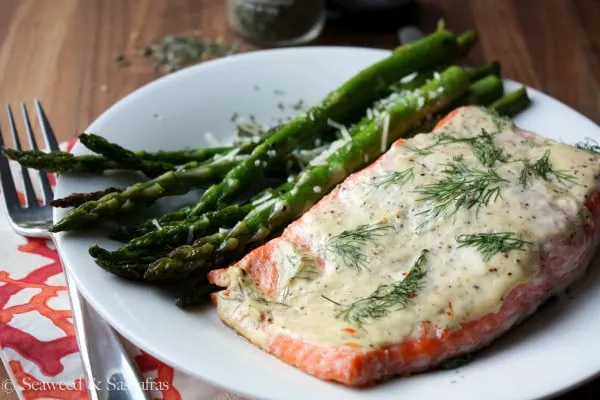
left=138, top=33, right=242, bottom=74
left=291, top=99, right=305, bottom=111
left=415, top=159, right=507, bottom=227
left=371, top=167, right=414, bottom=191
left=455, top=232, right=532, bottom=262
left=576, top=137, right=600, bottom=154
left=518, top=149, right=577, bottom=188
left=324, top=250, right=429, bottom=327
left=326, top=223, right=393, bottom=272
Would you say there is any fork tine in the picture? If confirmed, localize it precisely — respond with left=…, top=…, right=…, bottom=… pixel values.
left=7, top=105, right=38, bottom=208
left=0, top=124, right=20, bottom=211
left=35, top=99, right=60, bottom=153
left=22, top=102, right=54, bottom=204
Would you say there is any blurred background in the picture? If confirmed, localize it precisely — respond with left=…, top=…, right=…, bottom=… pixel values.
left=0, top=0, right=599, bottom=399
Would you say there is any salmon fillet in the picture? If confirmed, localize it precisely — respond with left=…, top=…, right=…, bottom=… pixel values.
left=208, top=106, right=600, bottom=387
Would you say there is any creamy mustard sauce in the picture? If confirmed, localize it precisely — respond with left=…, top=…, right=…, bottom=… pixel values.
left=216, top=106, right=600, bottom=350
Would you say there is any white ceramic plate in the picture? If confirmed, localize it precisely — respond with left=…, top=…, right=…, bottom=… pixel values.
left=53, top=47, right=600, bottom=400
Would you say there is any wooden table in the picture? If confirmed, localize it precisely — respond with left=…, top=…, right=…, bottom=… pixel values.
left=0, top=0, right=599, bottom=399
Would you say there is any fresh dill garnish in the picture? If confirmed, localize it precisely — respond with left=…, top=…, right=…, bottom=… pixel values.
left=323, top=250, right=429, bottom=327
left=287, top=255, right=320, bottom=281
left=415, top=159, right=508, bottom=227
left=326, top=223, right=393, bottom=272
left=371, top=167, right=414, bottom=191
left=455, top=232, right=532, bottom=262
left=281, top=287, right=292, bottom=303
left=479, top=107, right=510, bottom=133
left=576, top=137, right=600, bottom=154
left=407, top=130, right=509, bottom=167
left=518, top=149, right=577, bottom=188
left=234, top=277, right=288, bottom=307
left=468, top=129, right=510, bottom=167
left=406, top=133, right=458, bottom=155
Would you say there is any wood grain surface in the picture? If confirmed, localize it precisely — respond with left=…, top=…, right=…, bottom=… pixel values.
left=0, top=0, right=599, bottom=399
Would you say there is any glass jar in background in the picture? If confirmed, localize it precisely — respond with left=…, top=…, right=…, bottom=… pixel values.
left=227, top=0, right=326, bottom=47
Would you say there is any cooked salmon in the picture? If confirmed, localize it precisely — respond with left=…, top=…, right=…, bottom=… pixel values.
left=208, top=106, right=600, bottom=387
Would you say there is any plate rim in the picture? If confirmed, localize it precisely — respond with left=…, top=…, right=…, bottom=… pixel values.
left=53, top=45, right=600, bottom=400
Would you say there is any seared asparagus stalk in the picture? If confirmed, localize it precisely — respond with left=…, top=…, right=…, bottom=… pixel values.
left=50, top=155, right=249, bottom=232
left=50, top=187, right=124, bottom=208
left=1, top=149, right=123, bottom=174
left=78, top=133, right=175, bottom=178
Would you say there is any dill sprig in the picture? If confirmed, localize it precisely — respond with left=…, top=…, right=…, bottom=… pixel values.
left=326, top=223, right=393, bottom=272
left=469, top=129, right=510, bottom=167
left=407, top=130, right=509, bottom=167
left=576, top=137, right=600, bottom=154
left=456, top=232, right=532, bottom=261
left=406, top=133, right=458, bottom=155
left=415, top=159, right=508, bottom=227
left=479, top=107, right=510, bottom=133
left=518, top=149, right=577, bottom=188
left=325, top=250, right=429, bottom=327
left=370, top=167, right=414, bottom=191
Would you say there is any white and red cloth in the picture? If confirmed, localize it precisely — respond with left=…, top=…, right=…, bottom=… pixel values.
left=0, top=139, right=244, bottom=399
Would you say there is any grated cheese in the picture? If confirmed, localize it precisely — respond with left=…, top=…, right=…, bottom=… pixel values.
left=204, top=132, right=221, bottom=147
left=313, top=186, right=322, bottom=193
left=187, top=226, right=195, bottom=243
left=151, top=219, right=162, bottom=231
left=380, top=113, right=390, bottom=153
left=433, top=71, right=441, bottom=80
left=252, top=192, right=274, bottom=205
left=327, top=119, right=351, bottom=141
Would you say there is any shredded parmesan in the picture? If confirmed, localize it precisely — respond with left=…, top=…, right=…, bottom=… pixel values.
left=151, top=219, right=162, bottom=231
left=327, top=119, right=351, bottom=141
left=220, top=147, right=241, bottom=161
left=254, top=159, right=261, bottom=166
left=366, top=108, right=374, bottom=119
left=380, top=113, right=390, bottom=153
left=187, top=226, right=195, bottom=243
left=253, top=197, right=278, bottom=214
left=400, top=72, right=417, bottom=84
left=364, top=153, right=369, bottom=163
left=204, top=132, right=221, bottom=147
left=313, top=186, right=322, bottom=193
left=433, top=71, right=441, bottom=80
left=416, top=96, right=425, bottom=110
left=252, top=192, right=274, bottom=205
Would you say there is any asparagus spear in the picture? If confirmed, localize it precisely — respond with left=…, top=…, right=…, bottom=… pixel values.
left=489, top=87, right=531, bottom=116
left=1, top=149, right=124, bottom=174
left=50, top=155, right=249, bottom=232
left=92, top=180, right=295, bottom=267
left=78, top=133, right=175, bottom=178
left=175, top=282, right=220, bottom=308
left=143, top=66, right=471, bottom=281
left=184, top=31, right=463, bottom=219
left=50, top=187, right=123, bottom=208
left=134, top=147, right=235, bottom=164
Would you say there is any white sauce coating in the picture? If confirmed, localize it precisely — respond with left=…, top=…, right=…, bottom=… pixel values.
left=216, top=106, right=600, bottom=350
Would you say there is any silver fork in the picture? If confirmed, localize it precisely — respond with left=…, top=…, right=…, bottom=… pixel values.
left=0, top=100, right=150, bottom=400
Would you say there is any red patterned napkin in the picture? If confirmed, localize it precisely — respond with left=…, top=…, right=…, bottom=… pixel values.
left=0, top=139, right=245, bottom=400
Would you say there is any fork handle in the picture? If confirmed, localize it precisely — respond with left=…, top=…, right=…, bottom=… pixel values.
left=53, top=236, right=150, bottom=400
